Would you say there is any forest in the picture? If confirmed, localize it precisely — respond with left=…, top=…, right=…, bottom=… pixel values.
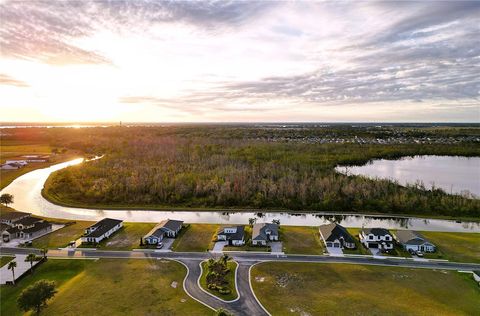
left=4, top=125, right=480, bottom=218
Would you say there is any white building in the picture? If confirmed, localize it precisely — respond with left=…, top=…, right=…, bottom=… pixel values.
left=359, top=228, right=394, bottom=250
left=394, top=230, right=436, bottom=253
left=81, top=218, right=123, bottom=244
left=217, top=226, right=245, bottom=246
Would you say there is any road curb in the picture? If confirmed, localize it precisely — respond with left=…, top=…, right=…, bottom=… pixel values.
left=248, top=262, right=272, bottom=316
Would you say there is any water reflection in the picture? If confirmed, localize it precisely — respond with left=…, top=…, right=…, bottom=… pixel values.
left=0, top=159, right=479, bottom=232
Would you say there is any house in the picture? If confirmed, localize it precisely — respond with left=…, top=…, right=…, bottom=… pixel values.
left=394, top=230, right=436, bottom=253
left=143, top=219, right=184, bottom=245
left=5, top=160, right=28, bottom=166
left=2, top=226, right=20, bottom=242
left=19, top=222, right=52, bottom=239
left=217, top=226, right=245, bottom=246
left=0, top=163, right=22, bottom=170
left=252, top=223, right=279, bottom=246
left=359, top=228, right=394, bottom=250
left=82, top=218, right=123, bottom=243
left=319, top=223, right=356, bottom=249
left=0, top=211, right=31, bottom=225
left=13, top=216, right=43, bottom=230
left=0, top=223, right=10, bottom=234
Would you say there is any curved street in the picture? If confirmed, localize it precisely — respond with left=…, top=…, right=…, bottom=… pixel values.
left=2, top=247, right=480, bottom=315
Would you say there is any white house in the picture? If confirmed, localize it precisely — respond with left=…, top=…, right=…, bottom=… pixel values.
left=5, top=160, right=28, bottom=166
left=252, top=223, right=279, bottom=246
left=82, top=218, right=123, bottom=243
left=319, top=223, right=356, bottom=249
left=0, top=163, right=22, bottom=170
left=19, top=222, right=52, bottom=239
left=359, top=228, right=394, bottom=250
left=143, top=219, right=184, bottom=245
left=394, top=230, right=436, bottom=253
left=217, top=226, right=245, bottom=246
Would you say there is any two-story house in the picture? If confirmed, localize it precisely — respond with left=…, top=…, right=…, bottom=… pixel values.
left=359, top=228, right=394, bottom=250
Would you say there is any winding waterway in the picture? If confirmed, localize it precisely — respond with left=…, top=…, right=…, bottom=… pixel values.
left=1, top=158, right=479, bottom=232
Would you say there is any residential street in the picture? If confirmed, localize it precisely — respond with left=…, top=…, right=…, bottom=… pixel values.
left=2, top=247, right=480, bottom=316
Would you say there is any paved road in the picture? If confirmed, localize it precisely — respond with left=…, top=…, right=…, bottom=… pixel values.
left=3, top=247, right=480, bottom=316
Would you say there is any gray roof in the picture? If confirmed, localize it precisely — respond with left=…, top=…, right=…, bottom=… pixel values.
left=85, top=218, right=123, bottom=238
left=362, top=228, right=392, bottom=237
left=15, top=216, right=43, bottom=226
left=319, top=223, right=355, bottom=243
left=144, top=219, right=184, bottom=239
left=395, top=230, right=434, bottom=246
left=0, top=223, right=10, bottom=232
left=219, top=226, right=245, bottom=241
left=22, top=222, right=52, bottom=234
left=252, top=223, right=279, bottom=241
left=0, top=211, right=30, bottom=221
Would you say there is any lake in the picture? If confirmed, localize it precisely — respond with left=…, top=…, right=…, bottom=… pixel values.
left=0, top=158, right=479, bottom=232
left=336, top=155, right=480, bottom=197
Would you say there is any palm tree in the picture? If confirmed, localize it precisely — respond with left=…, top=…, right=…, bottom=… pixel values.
left=41, top=248, right=48, bottom=260
left=8, top=261, right=17, bottom=285
left=25, top=253, right=37, bottom=274
left=221, top=254, right=230, bottom=267
left=248, top=218, right=256, bottom=227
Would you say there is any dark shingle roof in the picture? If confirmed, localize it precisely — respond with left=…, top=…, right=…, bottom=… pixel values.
left=362, top=228, right=391, bottom=236
left=0, top=223, right=10, bottom=232
left=144, top=219, right=184, bottom=239
left=252, top=223, right=279, bottom=241
left=319, top=223, right=355, bottom=243
left=219, top=226, right=245, bottom=241
left=15, top=216, right=43, bottom=226
left=22, top=222, right=52, bottom=234
left=0, top=211, right=30, bottom=221
left=85, top=218, right=123, bottom=238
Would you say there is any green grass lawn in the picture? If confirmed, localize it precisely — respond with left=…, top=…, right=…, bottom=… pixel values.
left=98, top=222, right=156, bottom=250
left=172, top=224, right=220, bottom=252
left=420, top=231, right=480, bottom=263
left=0, top=259, right=90, bottom=316
left=281, top=226, right=325, bottom=255
left=251, top=262, right=480, bottom=316
left=0, top=256, right=14, bottom=268
left=1, top=258, right=212, bottom=316
left=199, top=260, right=238, bottom=301
left=32, top=221, right=94, bottom=249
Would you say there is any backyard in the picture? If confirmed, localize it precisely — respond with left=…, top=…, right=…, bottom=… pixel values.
left=251, top=262, right=480, bottom=315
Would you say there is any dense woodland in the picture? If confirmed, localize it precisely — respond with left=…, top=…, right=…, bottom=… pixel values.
left=4, top=125, right=480, bottom=217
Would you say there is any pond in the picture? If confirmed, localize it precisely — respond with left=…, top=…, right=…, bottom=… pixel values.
left=336, top=155, right=480, bottom=198
left=1, top=158, right=479, bottom=232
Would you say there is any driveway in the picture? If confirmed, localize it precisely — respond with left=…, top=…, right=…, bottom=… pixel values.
left=269, top=242, right=283, bottom=254
left=212, top=241, right=227, bottom=253
left=326, top=246, right=343, bottom=256
left=369, top=248, right=381, bottom=256
left=155, top=238, right=175, bottom=252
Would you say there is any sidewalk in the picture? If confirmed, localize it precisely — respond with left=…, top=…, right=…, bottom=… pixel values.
left=0, top=254, right=40, bottom=285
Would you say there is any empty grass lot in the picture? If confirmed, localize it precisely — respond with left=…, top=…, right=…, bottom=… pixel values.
left=172, top=224, right=220, bottom=252
left=199, top=260, right=238, bottom=301
left=281, top=226, right=325, bottom=255
left=251, top=262, right=480, bottom=316
left=1, top=259, right=212, bottom=316
left=32, top=221, right=94, bottom=249
left=99, top=222, right=156, bottom=250
left=421, top=231, right=480, bottom=263
left=344, top=228, right=372, bottom=255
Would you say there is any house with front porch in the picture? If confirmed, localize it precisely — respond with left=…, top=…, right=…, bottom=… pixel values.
left=319, top=223, right=356, bottom=249
left=394, top=230, right=436, bottom=253
left=143, top=219, right=184, bottom=245
left=359, top=228, right=394, bottom=250
left=217, top=226, right=245, bottom=246
left=82, top=218, right=123, bottom=244
left=252, top=223, right=279, bottom=246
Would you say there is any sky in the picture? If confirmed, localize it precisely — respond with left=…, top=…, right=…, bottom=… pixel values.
left=0, top=0, right=479, bottom=123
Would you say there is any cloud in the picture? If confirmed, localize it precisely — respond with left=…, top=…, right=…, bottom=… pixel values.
left=0, top=74, right=29, bottom=87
